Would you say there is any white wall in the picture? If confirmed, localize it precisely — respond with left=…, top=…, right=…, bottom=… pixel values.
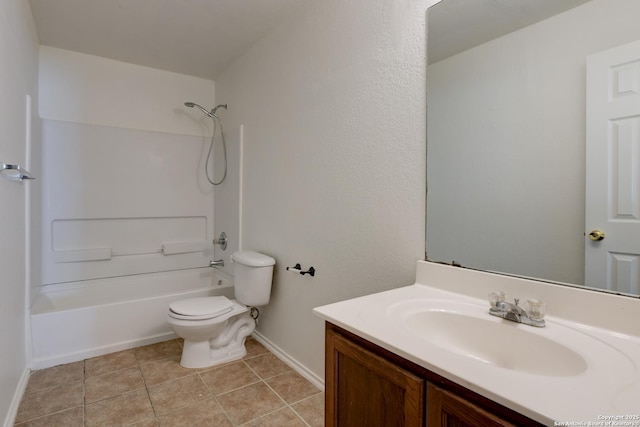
left=0, top=0, right=40, bottom=424
left=38, top=48, right=218, bottom=285
left=217, top=0, right=427, bottom=379
left=427, top=0, right=640, bottom=285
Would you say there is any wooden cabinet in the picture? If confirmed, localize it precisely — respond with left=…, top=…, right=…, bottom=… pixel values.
left=427, top=383, right=516, bottom=427
left=325, top=323, right=542, bottom=427
left=326, top=325, right=425, bottom=427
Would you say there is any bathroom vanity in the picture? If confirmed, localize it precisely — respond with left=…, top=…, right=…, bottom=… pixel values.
left=325, top=322, right=542, bottom=426
left=314, top=261, right=640, bottom=426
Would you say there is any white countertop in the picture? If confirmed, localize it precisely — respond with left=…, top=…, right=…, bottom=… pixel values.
left=313, top=261, right=640, bottom=426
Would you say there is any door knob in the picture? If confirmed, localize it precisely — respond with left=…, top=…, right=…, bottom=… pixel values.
left=588, top=229, right=605, bottom=241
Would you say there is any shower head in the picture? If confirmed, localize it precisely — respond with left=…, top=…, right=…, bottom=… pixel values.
left=184, top=102, right=228, bottom=118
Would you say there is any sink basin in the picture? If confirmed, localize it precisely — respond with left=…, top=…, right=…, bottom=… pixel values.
left=355, top=291, right=635, bottom=381
left=404, top=310, right=587, bottom=377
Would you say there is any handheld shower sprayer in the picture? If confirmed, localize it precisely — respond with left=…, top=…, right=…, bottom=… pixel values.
left=184, top=102, right=227, bottom=118
left=184, top=101, right=228, bottom=185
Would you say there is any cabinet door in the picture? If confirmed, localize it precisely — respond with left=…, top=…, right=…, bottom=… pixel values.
left=427, top=383, right=516, bottom=427
left=326, top=328, right=425, bottom=427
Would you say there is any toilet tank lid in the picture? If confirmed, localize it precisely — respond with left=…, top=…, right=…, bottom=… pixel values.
left=232, top=250, right=276, bottom=267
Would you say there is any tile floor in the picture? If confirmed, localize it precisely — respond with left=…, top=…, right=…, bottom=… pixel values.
left=15, top=338, right=324, bottom=426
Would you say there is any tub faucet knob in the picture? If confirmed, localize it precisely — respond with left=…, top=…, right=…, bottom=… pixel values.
left=213, top=232, right=227, bottom=251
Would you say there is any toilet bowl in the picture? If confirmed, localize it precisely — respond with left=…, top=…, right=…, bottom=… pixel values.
left=167, top=250, right=275, bottom=368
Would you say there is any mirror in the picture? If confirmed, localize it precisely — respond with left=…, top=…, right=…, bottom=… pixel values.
left=426, top=0, right=640, bottom=297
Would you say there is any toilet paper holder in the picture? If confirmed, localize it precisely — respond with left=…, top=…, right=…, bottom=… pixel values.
left=286, top=263, right=316, bottom=277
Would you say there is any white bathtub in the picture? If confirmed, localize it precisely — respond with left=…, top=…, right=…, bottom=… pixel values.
left=30, top=268, right=234, bottom=369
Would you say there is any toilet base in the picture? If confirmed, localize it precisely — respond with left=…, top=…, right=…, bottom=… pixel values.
left=178, top=311, right=256, bottom=369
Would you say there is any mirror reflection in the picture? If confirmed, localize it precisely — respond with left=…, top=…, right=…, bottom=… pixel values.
left=426, top=0, right=640, bottom=297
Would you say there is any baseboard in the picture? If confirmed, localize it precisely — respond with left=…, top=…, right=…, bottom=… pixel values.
left=251, top=331, right=325, bottom=391
left=30, top=332, right=178, bottom=370
left=3, top=367, right=30, bottom=427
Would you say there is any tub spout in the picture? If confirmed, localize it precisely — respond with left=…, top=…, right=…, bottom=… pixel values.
left=209, top=259, right=224, bottom=267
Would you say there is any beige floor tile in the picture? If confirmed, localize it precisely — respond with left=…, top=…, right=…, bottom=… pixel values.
left=85, top=349, right=138, bottom=377
left=147, top=374, right=211, bottom=415
left=244, top=338, right=269, bottom=359
left=244, top=353, right=292, bottom=379
left=291, top=392, right=325, bottom=427
left=15, top=382, right=83, bottom=423
left=241, top=407, right=307, bottom=427
left=85, top=366, right=145, bottom=403
left=129, top=418, right=160, bottom=427
left=199, top=361, right=260, bottom=395
left=217, top=382, right=285, bottom=425
left=85, top=388, right=154, bottom=426
left=140, top=356, right=192, bottom=386
left=15, top=338, right=324, bottom=427
left=134, top=339, right=182, bottom=364
left=157, top=398, right=232, bottom=427
left=14, top=406, right=83, bottom=427
left=25, top=361, right=84, bottom=393
left=265, top=371, right=321, bottom=404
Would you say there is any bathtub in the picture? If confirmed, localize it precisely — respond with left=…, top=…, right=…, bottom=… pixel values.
left=30, top=267, right=234, bottom=369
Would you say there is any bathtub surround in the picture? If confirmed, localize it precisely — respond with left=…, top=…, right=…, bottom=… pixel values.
left=216, top=0, right=427, bottom=378
left=38, top=47, right=218, bottom=284
left=39, top=119, right=215, bottom=283
left=29, top=51, right=246, bottom=369
left=30, top=48, right=237, bottom=370
left=0, top=1, right=40, bottom=426
left=31, top=116, right=245, bottom=369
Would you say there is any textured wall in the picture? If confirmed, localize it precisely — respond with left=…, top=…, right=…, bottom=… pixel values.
left=217, top=0, right=427, bottom=379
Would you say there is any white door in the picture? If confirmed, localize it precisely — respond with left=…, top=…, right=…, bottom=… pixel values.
left=585, top=40, right=640, bottom=294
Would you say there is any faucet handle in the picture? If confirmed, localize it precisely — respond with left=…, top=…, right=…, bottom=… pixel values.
left=488, top=291, right=506, bottom=308
left=525, top=298, right=546, bottom=320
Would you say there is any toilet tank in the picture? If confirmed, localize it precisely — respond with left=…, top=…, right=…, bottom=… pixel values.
left=232, top=251, right=276, bottom=306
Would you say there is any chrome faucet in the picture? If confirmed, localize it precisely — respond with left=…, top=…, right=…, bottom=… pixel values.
left=488, top=291, right=546, bottom=327
left=209, top=259, right=224, bottom=267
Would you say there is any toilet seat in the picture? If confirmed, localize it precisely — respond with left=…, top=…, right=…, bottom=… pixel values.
left=169, top=296, right=234, bottom=321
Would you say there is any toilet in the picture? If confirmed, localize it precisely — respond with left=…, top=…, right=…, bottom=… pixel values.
left=167, top=250, right=275, bottom=368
